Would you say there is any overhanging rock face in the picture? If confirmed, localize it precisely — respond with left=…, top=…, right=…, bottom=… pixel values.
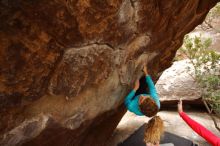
left=0, top=0, right=219, bottom=146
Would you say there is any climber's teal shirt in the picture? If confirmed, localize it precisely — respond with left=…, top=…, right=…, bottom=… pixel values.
left=124, top=75, right=160, bottom=116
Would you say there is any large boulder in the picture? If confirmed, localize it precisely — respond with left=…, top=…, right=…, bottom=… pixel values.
left=156, top=60, right=201, bottom=100
left=0, top=0, right=219, bottom=146
left=156, top=60, right=205, bottom=108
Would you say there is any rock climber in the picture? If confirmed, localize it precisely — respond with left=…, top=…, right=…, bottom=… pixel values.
left=124, top=64, right=160, bottom=117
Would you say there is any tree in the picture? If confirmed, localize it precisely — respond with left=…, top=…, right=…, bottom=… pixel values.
left=179, top=34, right=220, bottom=131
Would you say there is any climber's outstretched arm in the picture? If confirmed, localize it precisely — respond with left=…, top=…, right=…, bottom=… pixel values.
left=178, top=99, right=220, bottom=146
left=143, top=65, right=160, bottom=108
left=124, top=90, right=135, bottom=107
left=124, top=80, right=139, bottom=108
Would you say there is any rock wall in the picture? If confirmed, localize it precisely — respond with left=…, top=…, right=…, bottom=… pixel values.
left=0, top=0, right=219, bottom=146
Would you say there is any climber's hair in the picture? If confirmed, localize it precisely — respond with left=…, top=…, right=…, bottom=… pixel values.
left=139, top=97, right=158, bottom=117
left=144, top=116, right=164, bottom=144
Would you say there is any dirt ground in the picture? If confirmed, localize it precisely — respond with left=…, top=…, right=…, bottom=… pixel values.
left=107, top=111, right=220, bottom=146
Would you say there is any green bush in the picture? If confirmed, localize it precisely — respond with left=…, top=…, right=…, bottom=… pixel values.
left=180, top=34, right=220, bottom=116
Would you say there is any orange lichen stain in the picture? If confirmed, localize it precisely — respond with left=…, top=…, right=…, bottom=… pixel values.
left=108, top=0, right=122, bottom=8
left=74, top=0, right=122, bottom=38
left=39, top=31, right=50, bottom=43
left=56, top=10, right=65, bottom=19
left=76, top=0, right=91, bottom=13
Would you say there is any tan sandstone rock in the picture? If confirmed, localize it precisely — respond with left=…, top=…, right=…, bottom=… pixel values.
left=0, top=0, right=219, bottom=145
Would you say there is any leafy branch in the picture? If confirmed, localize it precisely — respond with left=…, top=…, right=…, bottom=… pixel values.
left=179, top=34, right=220, bottom=132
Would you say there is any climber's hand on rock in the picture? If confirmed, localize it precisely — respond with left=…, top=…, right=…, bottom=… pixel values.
left=143, top=64, right=148, bottom=75
left=178, top=99, right=183, bottom=113
left=133, top=80, right=140, bottom=91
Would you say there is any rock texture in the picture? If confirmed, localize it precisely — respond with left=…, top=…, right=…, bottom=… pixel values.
left=156, top=60, right=201, bottom=100
left=156, top=60, right=204, bottom=109
left=0, top=0, right=219, bottom=146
